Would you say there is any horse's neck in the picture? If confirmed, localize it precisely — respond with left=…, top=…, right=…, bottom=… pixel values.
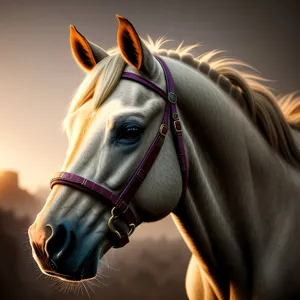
left=166, top=58, right=300, bottom=298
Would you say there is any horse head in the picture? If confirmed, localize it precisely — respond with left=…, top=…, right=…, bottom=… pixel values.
left=28, top=15, right=183, bottom=281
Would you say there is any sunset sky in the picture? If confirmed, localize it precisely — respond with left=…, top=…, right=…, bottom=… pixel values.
left=1, top=0, right=299, bottom=193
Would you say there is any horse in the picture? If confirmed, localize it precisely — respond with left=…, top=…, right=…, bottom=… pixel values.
left=28, top=15, right=300, bottom=300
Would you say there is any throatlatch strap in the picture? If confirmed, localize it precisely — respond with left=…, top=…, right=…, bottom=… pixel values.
left=155, top=56, right=188, bottom=200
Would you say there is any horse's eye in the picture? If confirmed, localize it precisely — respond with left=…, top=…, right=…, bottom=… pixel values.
left=122, top=127, right=141, bottom=139
left=118, top=125, right=143, bottom=144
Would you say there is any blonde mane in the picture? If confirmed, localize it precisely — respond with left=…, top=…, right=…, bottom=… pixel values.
left=65, top=37, right=300, bottom=167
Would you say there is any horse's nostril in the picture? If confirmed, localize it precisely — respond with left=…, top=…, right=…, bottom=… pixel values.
left=45, top=225, right=53, bottom=240
left=45, top=223, right=72, bottom=262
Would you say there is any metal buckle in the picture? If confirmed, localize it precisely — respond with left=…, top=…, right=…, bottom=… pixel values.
left=172, top=112, right=179, bottom=120
left=173, top=120, right=182, bottom=133
left=168, top=92, right=177, bottom=104
left=108, top=207, right=135, bottom=239
left=159, top=124, right=168, bottom=136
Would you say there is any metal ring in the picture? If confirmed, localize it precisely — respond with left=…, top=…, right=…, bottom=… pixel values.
left=172, top=112, right=179, bottom=120
left=168, top=92, right=177, bottom=104
left=107, top=208, right=122, bottom=239
left=159, top=124, right=168, bottom=136
left=107, top=207, right=136, bottom=239
left=173, top=120, right=182, bottom=133
left=128, top=223, right=136, bottom=237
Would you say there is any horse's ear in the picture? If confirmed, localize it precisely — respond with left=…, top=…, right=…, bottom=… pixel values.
left=70, top=25, right=108, bottom=72
left=116, top=15, right=156, bottom=75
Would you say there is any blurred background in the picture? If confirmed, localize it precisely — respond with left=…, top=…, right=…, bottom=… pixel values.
left=0, top=0, right=299, bottom=299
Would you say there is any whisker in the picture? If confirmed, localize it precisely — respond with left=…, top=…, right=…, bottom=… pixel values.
left=86, top=282, right=96, bottom=294
left=80, top=283, right=84, bottom=296
left=82, top=281, right=91, bottom=298
left=99, top=259, right=115, bottom=271
left=86, top=280, right=98, bottom=292
left=93, top=278, right=108, bottom=287
left=36, top=272, right=43, bottom=280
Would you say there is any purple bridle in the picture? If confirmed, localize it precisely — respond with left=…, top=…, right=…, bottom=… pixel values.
left=50, top=56, right=188, bottom=247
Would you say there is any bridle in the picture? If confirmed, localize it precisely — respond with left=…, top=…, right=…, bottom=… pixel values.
left=50, top=56, right=188, bottom=247
left=50, top=56, right=188, bottom=248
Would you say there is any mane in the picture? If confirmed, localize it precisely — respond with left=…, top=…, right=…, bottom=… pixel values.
left=65, top=37, right=300, bottom=168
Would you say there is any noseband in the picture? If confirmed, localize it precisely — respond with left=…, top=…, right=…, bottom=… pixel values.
left=50, top=56, right=188, bottom=248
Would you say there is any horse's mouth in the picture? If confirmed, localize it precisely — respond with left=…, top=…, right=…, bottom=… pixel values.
left=44, top=271, right=81, bottom=282
left=42, top=258, right=97, bottom=282
left=40, top=244, right=104, bottom=282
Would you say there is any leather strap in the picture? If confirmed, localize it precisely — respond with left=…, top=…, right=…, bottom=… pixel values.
left=50, top=172, right=136, bottom=226
left=155, top=56, right=188, bottom=200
